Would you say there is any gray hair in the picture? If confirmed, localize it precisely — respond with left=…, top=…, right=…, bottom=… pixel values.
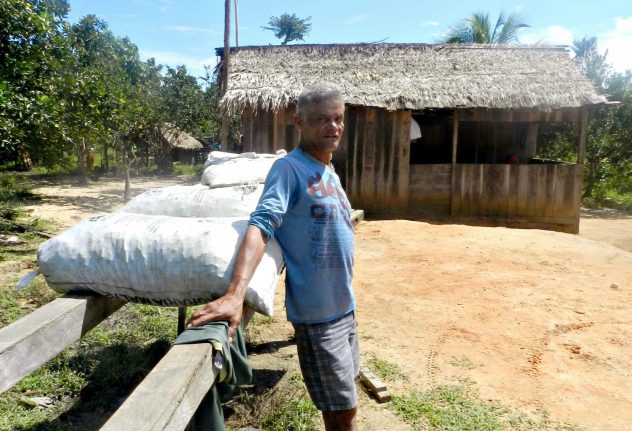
left=296, top=82, right=344, bottom=118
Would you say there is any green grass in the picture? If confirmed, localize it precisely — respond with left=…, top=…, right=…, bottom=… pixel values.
left=171, top=161, right=205, bottom=177
left=390, top=385, right=582, bottom=431
left=229, top=372, right=320, bottom=431
left=368, top=356, right=407, bottom=382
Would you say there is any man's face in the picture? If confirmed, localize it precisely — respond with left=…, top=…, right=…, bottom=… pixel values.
left=296, top=99, right=345, bottom=153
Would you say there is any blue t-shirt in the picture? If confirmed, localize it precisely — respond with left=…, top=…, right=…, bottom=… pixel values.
left=249, top=148, right=355, bottom=324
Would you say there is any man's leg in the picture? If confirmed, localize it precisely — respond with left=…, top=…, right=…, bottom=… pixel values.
left=323, top=407, right=357, bottom=431
left=292, top=312, right=360, bottom=429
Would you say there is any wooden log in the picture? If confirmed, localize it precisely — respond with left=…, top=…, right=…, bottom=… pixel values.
left=0, top=294, right=125, bottom=394
left=101, top=343, right=219, bottom=431
left=359, top=367, right=391, bottom=403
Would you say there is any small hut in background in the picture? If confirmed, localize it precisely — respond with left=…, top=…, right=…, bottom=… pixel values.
left=162, top=124, right=205, bottom=164
left=217, top=43, right=609, bottom=233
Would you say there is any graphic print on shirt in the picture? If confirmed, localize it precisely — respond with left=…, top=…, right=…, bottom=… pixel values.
left=307, top=171, right=352, bottom=270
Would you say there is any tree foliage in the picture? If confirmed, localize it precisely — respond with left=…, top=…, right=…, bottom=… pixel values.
left=262, top=13, right=311, bottom=45
left=1, top=1, right=223, bottom=190
left=539, top=37, right=632, bottom=208
left=0, top=0, right=70, bottom=169
left=442, top=11, right=529, bottom=44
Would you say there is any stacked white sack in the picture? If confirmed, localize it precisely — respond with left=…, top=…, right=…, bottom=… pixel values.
left=120, top=183, right=264, bottom=218
left=36, top=213, right=283, bottom=315
left=201, top=150, right=287, bottom=188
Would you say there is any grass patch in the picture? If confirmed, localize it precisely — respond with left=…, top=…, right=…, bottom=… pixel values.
left=171, top=162, right=205, bottom=177
left=228, top=372, right=320, bottom=431
left=0, top=303, right=178, bottom=430
left=390, top=385, right=582, bottom=431
left=368, top=356, right=407, bottom=382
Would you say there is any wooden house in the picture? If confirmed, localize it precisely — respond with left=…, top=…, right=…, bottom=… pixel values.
left=217, top=43, right=608, bottom=233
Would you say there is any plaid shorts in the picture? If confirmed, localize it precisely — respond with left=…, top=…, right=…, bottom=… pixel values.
left=292, top=311, right=360, bottom=411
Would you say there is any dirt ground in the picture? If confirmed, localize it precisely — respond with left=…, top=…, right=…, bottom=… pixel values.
left=21, top=176, right=632, bottom=430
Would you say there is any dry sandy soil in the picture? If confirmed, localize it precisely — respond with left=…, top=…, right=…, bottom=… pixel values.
left=21, top=176, right=632, bottom=430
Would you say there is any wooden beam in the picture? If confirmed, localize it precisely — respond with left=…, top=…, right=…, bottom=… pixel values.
left=577, top=108, right=588, bottom=164
left=450, top=111, right=459, bottom=216
left=359, top=367, right=391, bottom=403
left=0, top=294, right=125, bottom=394
left=101, top=344, right=219, bottom=431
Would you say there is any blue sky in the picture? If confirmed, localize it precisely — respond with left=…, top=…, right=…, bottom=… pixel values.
left=67, top=0, right=632, bottom=78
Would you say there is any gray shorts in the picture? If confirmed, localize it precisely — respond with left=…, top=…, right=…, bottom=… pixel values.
left=292, top=312, right=360, bottom=411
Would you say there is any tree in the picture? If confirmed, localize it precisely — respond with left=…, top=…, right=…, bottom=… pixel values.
left=572, top=37, right=611, bottom=92
left=539, top=37, right=632, bottom=206
left=441, top=11, right=529, bottom=44
left=262, top=13, right=311, bottom=45
left=0, top=0, right=70, bottom=170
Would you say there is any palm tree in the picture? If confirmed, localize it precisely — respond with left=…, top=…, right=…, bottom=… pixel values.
left=442, top=11, right=529, bottom=44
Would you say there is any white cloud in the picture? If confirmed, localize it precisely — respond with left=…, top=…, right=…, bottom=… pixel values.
left=521, top=25, right=573, bottom=45
left=599, top=16, right=632, bottom=72
left=345, top=14, right=371, bottom=24
left=165, top=25, right=218, bottom=34
left=420, top=21, right=439, bottom=27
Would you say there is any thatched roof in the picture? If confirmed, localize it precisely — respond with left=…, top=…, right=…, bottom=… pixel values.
left=217, top=43, right=607, bottom=114
left=162, top=125, right=203, bottom=150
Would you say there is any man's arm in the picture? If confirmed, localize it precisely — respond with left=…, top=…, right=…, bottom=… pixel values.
left=186, top=225, right=267, bottom=340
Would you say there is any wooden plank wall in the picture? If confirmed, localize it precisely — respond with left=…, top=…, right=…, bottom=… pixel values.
left=408, top=164, right=451, bottom=215
left=242, top=106, right=299, bottom=154
left=450, top=163, right=581, bottom=233
left=344, top=106, right=411, bottom=213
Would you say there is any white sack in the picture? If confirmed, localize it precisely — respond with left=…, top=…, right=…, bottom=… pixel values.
left=201, top=150, right=287, bottom=188
left=37, top=213, right=283, bottom=315
left=120, top=184, right=263, bottom=218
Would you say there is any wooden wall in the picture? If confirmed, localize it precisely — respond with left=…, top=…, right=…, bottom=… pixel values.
left=451, top=163, right=581, bottom=233
left=241, top=105, right=582, bottom=233
left=242, top=106, right=299, bottom=154
left=408, top=164, right=451, bottom=215
left=343, top=106, right=411, bottom=213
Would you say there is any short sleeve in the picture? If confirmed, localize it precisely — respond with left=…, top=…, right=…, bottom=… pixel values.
left=248, top=159, right=296, bottom=239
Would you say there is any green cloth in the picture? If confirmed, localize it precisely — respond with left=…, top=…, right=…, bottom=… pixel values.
left=175, top=321, right=252, bottom=431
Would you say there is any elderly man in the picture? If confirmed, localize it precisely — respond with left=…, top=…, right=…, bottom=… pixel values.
left=187, top=82, right=358, bottom=430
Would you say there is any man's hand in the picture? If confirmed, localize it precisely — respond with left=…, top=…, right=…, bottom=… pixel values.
left=186, top=293, right=244, bottom=341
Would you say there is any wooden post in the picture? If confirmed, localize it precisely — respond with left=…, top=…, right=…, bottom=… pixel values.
left=0, top=295, right=125, bottom=394
left=450, top=111, right=459, bottom=216
left=220, top=0, right=231, bottom=150
left=525, top=123, right=539, bottom=161
left=233, top=0, right=239, bottom=48
left=577, top=108, right=588, bottom=164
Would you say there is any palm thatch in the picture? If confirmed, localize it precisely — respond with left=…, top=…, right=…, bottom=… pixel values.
left=162, top=124, right=203, bottom=150
left=217, top=43, right=607, bottom=114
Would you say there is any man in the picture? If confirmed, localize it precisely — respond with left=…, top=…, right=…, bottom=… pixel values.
left=187, top=82, right=359, bottom=430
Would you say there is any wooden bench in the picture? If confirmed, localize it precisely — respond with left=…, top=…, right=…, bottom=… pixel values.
left=0, top=294, right=125, bottom=394
left=0, top=294, right=254, bottom=430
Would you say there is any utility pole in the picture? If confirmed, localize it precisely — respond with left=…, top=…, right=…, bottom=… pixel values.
left=220, top=0, right=231, bottom=150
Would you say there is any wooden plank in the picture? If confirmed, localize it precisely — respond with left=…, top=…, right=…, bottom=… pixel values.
left=362, top=108, right=377, bottom=208
left=101, top=344, right=219, bottom=431
left=577, top=108, right=588, bottom=164
left=0, top=294, right=125, bottom=394
left=242, top=108, right=253, bottom=153
left=396, top=111, right=411, bottom=211
left=359, top=367, right=391, bottom=403
left=450, top=112, right=459, bottom=215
